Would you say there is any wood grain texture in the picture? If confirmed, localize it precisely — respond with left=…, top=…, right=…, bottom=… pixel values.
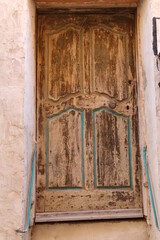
left=92, top=26, right=128, bottom=100
left=47, top=26, right=83, bottom=101
left=37, top=11, right=142, bottom=217
left=48, top=109, right=84, bottom=188
left=36, top=0, right=138, bottom=3
left=43, top=188, right=140, bottom=211
left=94, top=109, right=130, bottom=188
left=35, top=0, right=138, bottom=9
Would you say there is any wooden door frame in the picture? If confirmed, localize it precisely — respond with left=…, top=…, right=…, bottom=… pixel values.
left=35, top=0, right=138, bottom=9
left=35, top=6, right=147, bottom=223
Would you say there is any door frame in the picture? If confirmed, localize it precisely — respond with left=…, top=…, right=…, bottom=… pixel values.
left=35, top=6, right=147, bottom=223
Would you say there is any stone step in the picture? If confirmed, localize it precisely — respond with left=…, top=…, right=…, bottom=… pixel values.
left=32, top=220, right=148, bottom=240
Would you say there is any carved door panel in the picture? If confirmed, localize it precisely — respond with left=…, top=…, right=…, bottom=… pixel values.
left=36, top=11, right=142, bottom=221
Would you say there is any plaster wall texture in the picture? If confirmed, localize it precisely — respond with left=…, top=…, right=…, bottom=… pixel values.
left=0, top=0, right=159, bottom=240
left=149, top=0, right=160, bottom=238
left=0, top=0, right=35, bottom=239
left=32, top=220, right=148, bottom=240
left=24, top=0, right=36, bottom=231
left=139, top=0, right=160, bottom=239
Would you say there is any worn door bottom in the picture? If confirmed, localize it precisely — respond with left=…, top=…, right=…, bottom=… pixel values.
left=35, top=209, right=143, bottom=223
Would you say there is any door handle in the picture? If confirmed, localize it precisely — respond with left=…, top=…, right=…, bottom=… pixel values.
left=109, top=100, right=116, bottom=109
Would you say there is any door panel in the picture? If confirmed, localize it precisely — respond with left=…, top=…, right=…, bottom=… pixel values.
left=93, top=108, right=131, bottom=188
left=37, top=10, right=142, bottom=218
left=91, top=26, right=128, bottom=100
left=47, top=25, right=83, bottom=100
left=47, top=108, right=84, bottom=189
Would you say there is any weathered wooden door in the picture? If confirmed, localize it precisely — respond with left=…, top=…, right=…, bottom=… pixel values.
left=36, top=10, right=142, bottom=222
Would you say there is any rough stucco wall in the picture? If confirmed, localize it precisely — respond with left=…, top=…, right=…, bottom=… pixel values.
left=139, top=0, right=160, bottom=239
left=0, top=0, right=35, bottom=240
left=149, top=0, right=160, bottom=238
left=24, top=0, right=36, bottom=232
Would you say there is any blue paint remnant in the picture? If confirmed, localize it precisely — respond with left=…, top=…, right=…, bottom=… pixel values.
left=81, top=112, right=85, bottom=188
left=93, top=106, right=129, bottom=118
left=16, top=143, right=37, bottom=234
left=93, top=106, right=133, bottom=189
left=27, top=143, right=37, bottom=229
left=143, top=147, right=160, bottom=231
left=46, top=107, right=85, bottom=190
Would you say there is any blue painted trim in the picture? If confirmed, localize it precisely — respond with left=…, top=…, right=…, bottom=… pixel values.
left=46, top=107, right=85, bottom=190
left=93, top=106, right=128, bottom=118
left=27, top=143, right=37, bottom=229
left=93, top=107, right=133, bottom=189
left=143, top=147, right=160, bottom=231
left=16, top=143, right=37, bottom=234
left=93, top=111, right=97, bottom=189
left=81, top=112, right=85, bottom=188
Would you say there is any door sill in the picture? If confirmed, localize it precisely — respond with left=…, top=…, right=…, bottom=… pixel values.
left=35, top=208, right=143, bottom=222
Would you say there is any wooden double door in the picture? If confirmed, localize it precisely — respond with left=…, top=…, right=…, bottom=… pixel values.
left=36, top=10, right=142, bottom=221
